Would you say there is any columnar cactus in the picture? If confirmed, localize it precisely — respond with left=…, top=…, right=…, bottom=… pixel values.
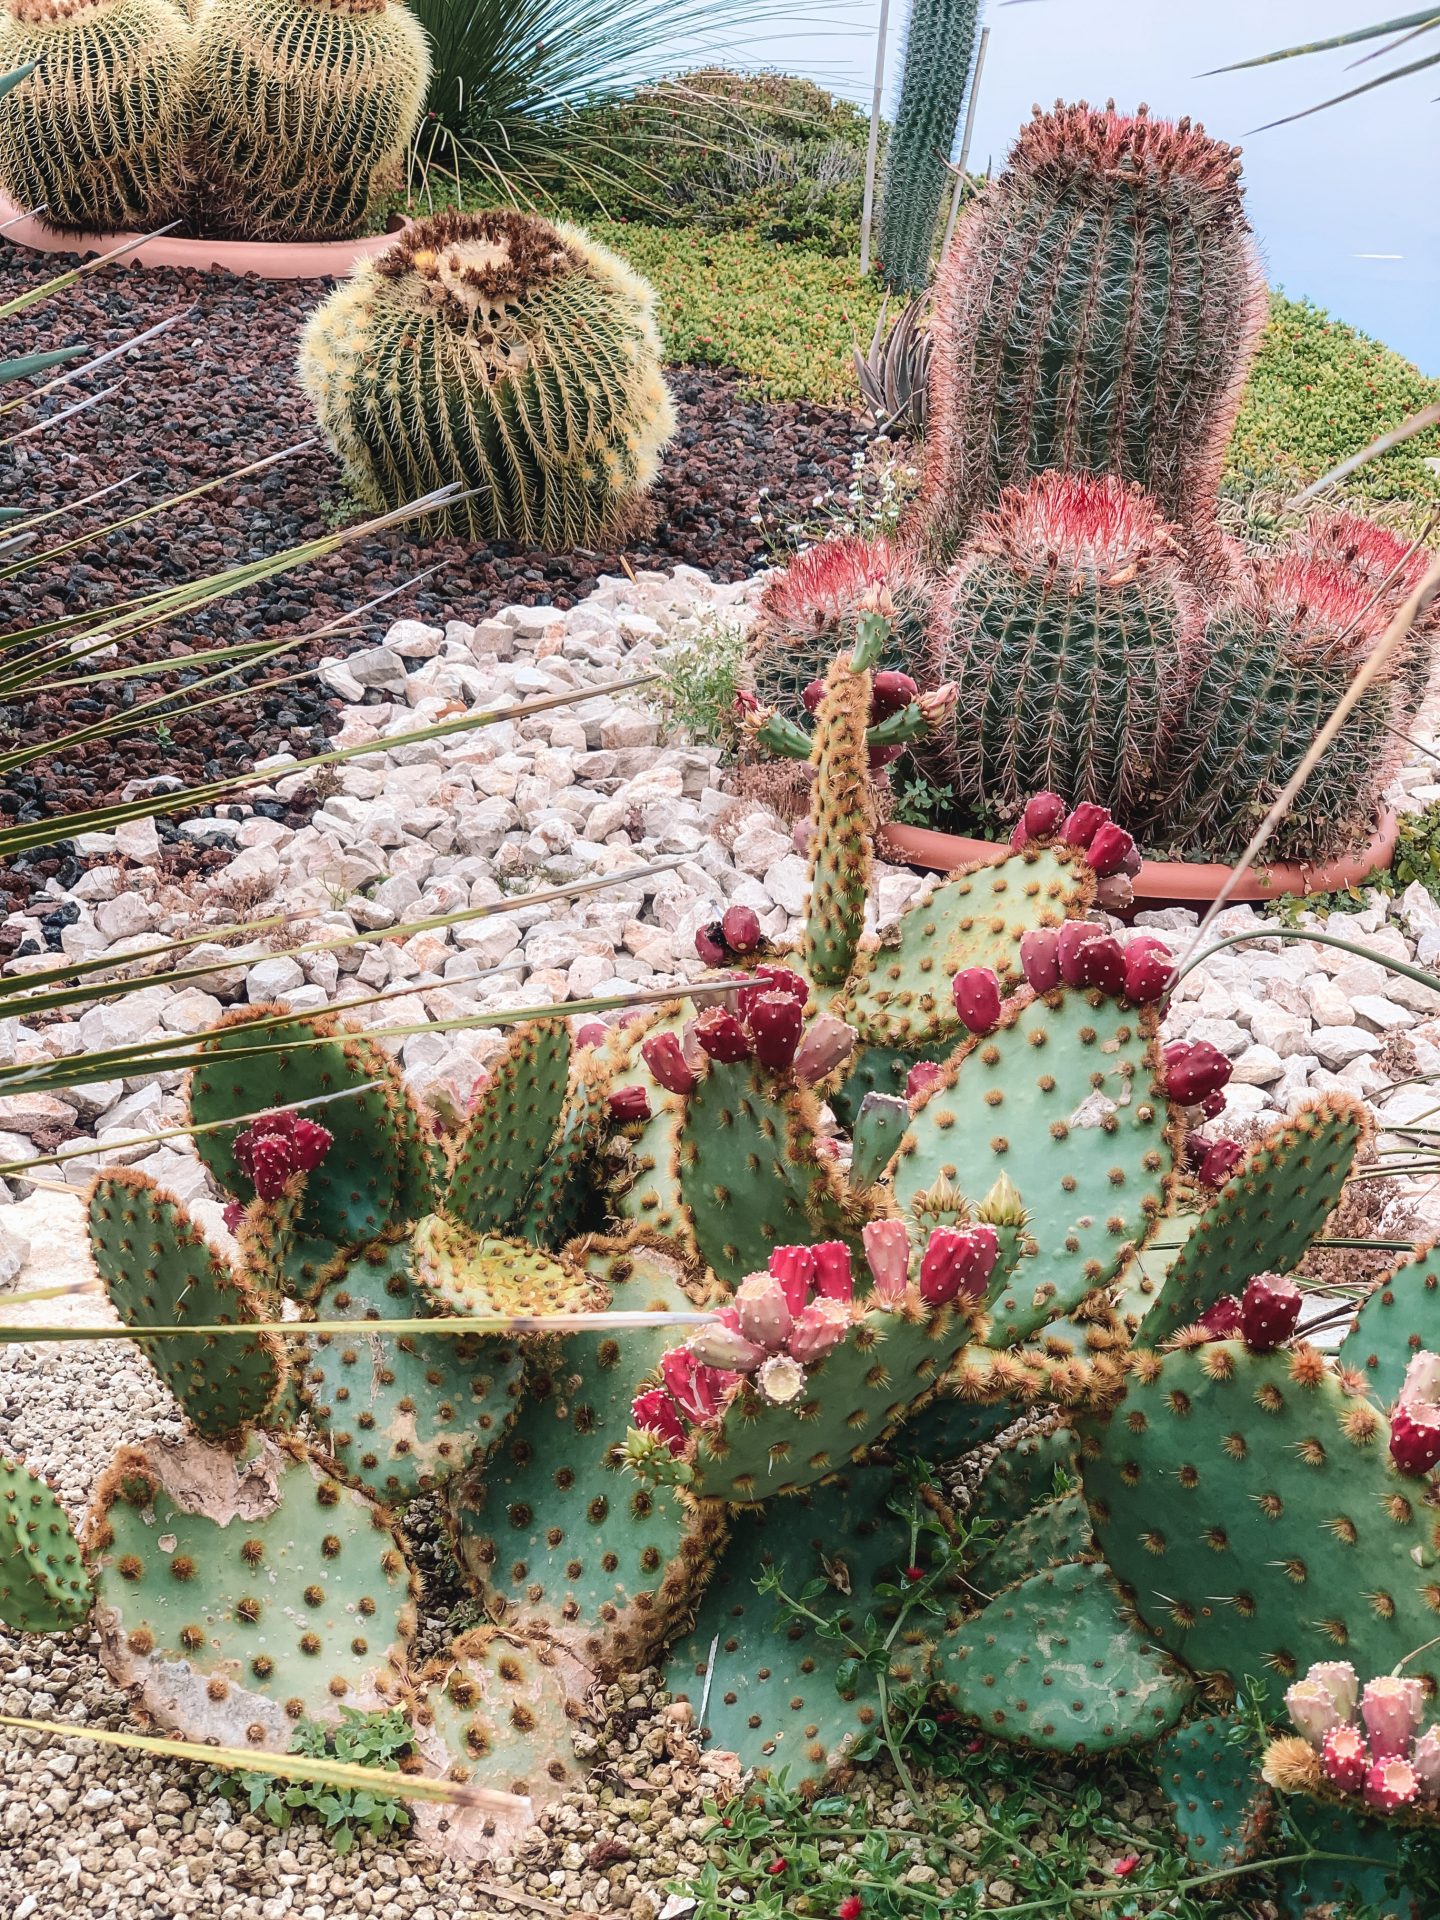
left=188, top=0, right=429, bottom=241
left=298, top=209, right=677, bottom=549
left=0, top=0, right=191, bottom=232
left=875, top=0, right=983, bottom=294
left=916, top=102, right=1268, bottom=588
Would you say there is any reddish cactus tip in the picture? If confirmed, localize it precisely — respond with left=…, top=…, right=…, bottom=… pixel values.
left=1061, top=801, right=1111, bottom=850
left=1086, top=820, right=1137, bottom=879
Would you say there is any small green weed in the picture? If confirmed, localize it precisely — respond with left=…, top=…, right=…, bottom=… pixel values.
left=651, top=615, right=747, bottom=755
left=1274, top=799, right=1440, bottom=924
left=221, top=1706, right=415, bottom=1854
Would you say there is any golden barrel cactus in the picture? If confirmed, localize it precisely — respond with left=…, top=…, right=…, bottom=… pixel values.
left=0, top=0, right=191, bottom=232
left=189, top=0, right=429, bottom=242
left=298, top=209, right=677, bottom=550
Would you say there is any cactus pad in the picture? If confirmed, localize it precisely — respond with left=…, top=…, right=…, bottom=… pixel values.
left=86, top=1434, right=417, bottom=1747
left=937, top=1559, right=1194, bottom=1751
left=803, top=652, right=873, bottom=988
left=1338, top=1240, right=1439, bottom=1407
left=971, top=1425, right=1081, bottom=1532
left=0, top=1454, right=90, bottom=1632
left=1152, top=1712, right=1271, bottom=1869
left=894, top=989, right=1173, bottom=1341
left=413, top=1216, right=601, bottom=1317
left=1082, top=1342, right=1440, bottom=1698
left=1272, top=1802, right=1410, bottom=1918
left=447, top=1021, right=572, bottom=1237
left=88, top=1171, right=285, bottom=1442
left=971, top=1490, right=1092, bottom=1596
left=843, top=845, right=1094, bottom=1052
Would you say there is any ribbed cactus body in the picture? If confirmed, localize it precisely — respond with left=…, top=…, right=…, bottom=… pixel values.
left=928, top=472, right=1192, bottom=815
left=189, top=0, right=428, bottom=241
left=1157, top=555, right=1403, bottom=861
left=917, top=103, right=1267, bottom=586
left=876, top=0, right=982, bottom=294
left=1295, top=509, right=1438, bottom=704
left=746, top=535, right=932, bottom=721
left=0, top=0, right=191, bottom=232
left=299, top=210, right=676, bottom=549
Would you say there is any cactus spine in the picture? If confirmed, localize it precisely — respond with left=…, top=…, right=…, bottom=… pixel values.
left=876, top=0, right=982, bottom=294
left=928, top=472, right=1193, bottom=815
left=188, top=0, right=428, bottom=242
left=0, top=0, right=191, bottom=232
left=916, top=101, right=1267, bottom=587
left=298, top=209, right=676, bottom=549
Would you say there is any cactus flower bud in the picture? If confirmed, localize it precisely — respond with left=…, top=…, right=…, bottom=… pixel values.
left=1365, top=1756, right=1420, bottom=1812
left=660, top=1348, right=731, bottom=1424
left=768, top=1245, right=816, bottom=1318
left=862, top=1219, right=911, bottom=1305
left=757, top=1352, right=807, bottom=1405
left=919, top=1225, right=998, bottom=1309
left=1057, top=920, right=1103, bottom=987
left=608, top=1085, right=651, bottom=1123
left=871, top=670, right=919, bottom=722
left=687, top=1320, right=766, bottom=1373
left=1286, top=1678, right=1344, bottom=1747
left=787, top=1297, right=852, bottom=1364
left=1309, top=1662, right=1360, bottom=1724
left=1062, top=801, right=1110, bottom=848
left=1361, top=1675, right=1425, bottom=1759
left=1391, top=1350, right=1440, bottom=1476
left=288, top=1118, right=334, bottom=1172
left=1078, top=933, right=1126, bottom=997
left=695, top=921, right=728, bottom=968
left=1196, top=1293, right=1243, bottom=1341
left=631, top=1389, right=686, bottom=1455
left=916, top=682, right=958, bottom=731
left=1019, top=927, right=1061, bottom=993
left=721, top=905, right=762, bottom=954
left=747, top=990, right=805, bottom=1070
left=1162, top=1039, right=1232, bottom=1106
left=1321, top=1723, right=1369, bottom=1794
left=642, top=1031, right=697, bottom=1095
left=1123, top=935, right=1173, bottom=1004
left=576, top=1020, right=609, bottom=1048
left=1239, top=1272, right=1302, bottom=1353
left=1411, top=1725, right=1440, bottom=1798
left=693, top=1008, right=752, bottom=1063
left=792, top=1013, right=857, bottom=1083
left=906, top=1060, right=945, bottom=1102
left=1192, top=1136, right=1245, bottom=1189
left=1086, top=821, right=1137, bottom=877
left=952, top=967, right=1002, bottom=1034
left=806, top=1242, right=851, bottom=1303
left=734, top=1272, right=794, bottom=1350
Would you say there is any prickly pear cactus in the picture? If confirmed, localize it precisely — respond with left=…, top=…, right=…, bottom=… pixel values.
left=803, top=648, right=874, bottom=987
left=1338, top=1239, right=1440, bottom=1406
left=0, top=1454, right=89, bottom=1632
left=1153, top=1712, right=1271, bottom=1869
left=446, top=1021, right=573, bottom=1238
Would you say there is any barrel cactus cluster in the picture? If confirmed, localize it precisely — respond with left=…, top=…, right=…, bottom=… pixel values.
left=0, top=0, right=428, bottom=239
left=747, top=100, right=1437, bottom=864
left=2, top=618, right=1438, bottom=1899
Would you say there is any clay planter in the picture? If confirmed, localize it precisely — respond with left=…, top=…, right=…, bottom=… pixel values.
left=879, top=811, right=1401, bottom=913
left=0, top=192, right=404, bottom=279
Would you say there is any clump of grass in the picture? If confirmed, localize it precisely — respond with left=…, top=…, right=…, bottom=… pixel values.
left=651, top=613, right=748, bottom=754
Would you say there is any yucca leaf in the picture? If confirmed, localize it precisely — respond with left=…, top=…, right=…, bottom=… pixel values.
left=0, top=1310, right=716, bottom=1343
left=0, top=345, right=85, bottom=386
left=1210, top=9, right=1440, bottom=70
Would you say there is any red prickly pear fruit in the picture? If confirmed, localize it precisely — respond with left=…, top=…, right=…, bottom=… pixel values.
left=787, top=1297, right=851, bottom=1363
left=1321, top=1724, right=1369, bottom=1794
left=693, top=1008, right=752, bottom=1063
left=248, top=1135, right=296, bottom=1202
left=695, top=922, right=727, bottom=968
left=793, top=818, right=814, bottom=856
left=748, top=990, right=805, bottom=1070
left=862, top=1219, right=911, bottom=1304
left=1120, top=840, right=1143, bottom=877
left=1239, top=1272, right=1302, bottom=1353
left=867, top=742, right=907, bottom=771
left=1162, top=1038, right=1232, bottom=1106
left=1023, top=792, right=1067, bottom=840
left=739, top=964, right=808, bottom=1018
left=1365, top=1756, right=1420, bottom=1813
left=1412, top=1725, right=1440, bottom=1795
left=1077, top=934, right=1126, bottom=997
left=1186, top=1133, right=1245, bottom=1189
left=792, top=1014, right=856, bottom=1084
left=1086, top=821, right=1137, bottom=877
left=1062, top=802, right=1110, bottom=848
left=952, top=967, right=1002, bottom=1034
left=1388, top=1402, right=1440, bottom=1477
left=769, top=1245, right=816, bottom=1318
left=661, top=1348, right=731, bottom=1423
left=810, top=1242, right=854, bottom=1302
left=1200, top=1089, right=1227, bottom=1120
left=642, top=1031, right=697, bottom=1095
left=734, top=1272, right=794, bottom=1349
left=1095, top=873, right=1135, bottom=914
left=289, top=1118, right=333, bottom=1171
left=871, top=670, right=919, bottom=722
left=1197, top=1293, right=1243, bottom=1341
left=688, top=1319, right=766, bottom=1372
left=906, top=1060, right=945, bottom=1103
left=1057, top=920, right=1102, bottom=987
left=721, top=905, right=762, bottom=954
left=631, top=1388, right=686, bottom=1455
left=576, top=1020, right=609, bottom=1049
left=802, top=679, right=825, bottom=713
left=1123, top=936, right=1174, bottom=1004
left=918, top=1225, right=998, bottom=1308
left=222, top=1200, right=246, bottom=1235
left=1019, top=927, right=1061, bottom=993
left=608, top=1085, right=651, bottom=1123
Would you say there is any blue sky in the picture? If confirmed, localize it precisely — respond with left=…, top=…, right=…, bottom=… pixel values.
left=736, top=1, right=1439, bottom=373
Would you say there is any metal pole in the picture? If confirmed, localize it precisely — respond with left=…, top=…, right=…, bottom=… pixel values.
left=941, top=22, right=990, bottom=258
left=859, top=0, right=893, bottom=278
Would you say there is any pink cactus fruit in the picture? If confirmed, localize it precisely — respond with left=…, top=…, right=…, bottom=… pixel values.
left=1238, top=1272, right=1302, bottom=1353
left=792, top=1013, right=857, bottom=1084
left=575, top=1020, right=609, bottom=1048
left=802, top=679, right=825, bottom=713
left=1011, top=790, right=1067, bottom=847
left=694, top=922, right=728, bottom=968
left=1309, top=1662, right=1360, bottom=1724
left=787, top=1298, right=852, bottom=1364
left=687, top=1317, right=766, bottom=1373
left=739, top=964, right=808, bottom=1019
left=748, top=990, right=805, bottom=1070
left=692, top=1008, right=752, bottom=1063
left=1077, top=933, right=1126, bottom=997
left=1197, top=1293, right=1243, bottom=1341
left=1389, top=1350, right=1440, bottom=1477
left=1095, top=872, right=1135, bottom=914
left=918, top=1225, right=998, bottom=1309
left=952, top=967, right=1002, bottom=1034
left=1061, top=801, right=1110, bottom=848
left=768, top=1245, right=816, bottom=1318
left=659, top=1348, right=731, bottom=1424
left=1286, top=1677, right=1345, bottom=1747
left=234, top=1110, right=334, bottom=1202
left=1122, top=935, right=1173, bottom=1004
left=1019, top=927, right=1061, bottom=993
left=222, top=1200, right=246, bottom=1235
left=1086, top=821, right=1137, bottom=878
left=1321, top=1724, right=1369, bottom=1794
left=721, top=904, right=762, bottom=954
left=862, top=1219, right=911, bottom=1305
left=631, top=1388, right=686, bottom=1455
left=642, top=1030, right=698, bottom=1095
left=1162, top=1038, right=1232, bottom=1106
left=734, top=1272, right=793, bottom=1350
left=906, top=1060, right=945, bottom=1102
left=1365, top=1756, right=1420, bottom=1812
left=1057, top=920, right=1102, bottom=987
left=1361, top=1675, right=1425, bottom=1760
left=607, top=1085, right=651, bottom=1123
left=871, top=669, right=919, bottom=722
left=757, top=1353, right=807, bottom=1405
left=1411, top=1725, right=1440, bottom=1800
left=810, top=1242, right=854, bottom=1302
left=1193, top=1136, right=1245, bottom=1189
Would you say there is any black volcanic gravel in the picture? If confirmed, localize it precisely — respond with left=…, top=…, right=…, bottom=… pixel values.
left=2, top=249, right=865, bottom=905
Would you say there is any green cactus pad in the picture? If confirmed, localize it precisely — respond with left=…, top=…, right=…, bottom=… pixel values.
left=971, top=1491, right=1092, bottom=1596
left=1273, top=1802, right=1411, bottom=1919
left=842, top=845, right=1094, bottom=1053
left=88, top=1171, right=285, bottom=1442
left=1338, top=1240, right=1439, bottom=1407
left=298, top=1232, right=526, bottom=1506
left=1114, top=1211, right=1196, bottom=1334
left=606, top=1005, right=691, bottom=1242
left=516, top=1050, right=613, bottom=1246
left=447, top=1021, right=572, bottom=1237
left=803, top=653, right=873, bottom=988
left=891, top=1392, right=1019, bottom=1461
left=1082, top=1342, right=1440, bottom=1698
left=189, top=1007, right=440, bottom=1245
left=86, top=1434, right=417, bottom=1747
left=937, top=1559, right=1194, bottom=1752
left=893, top=989, right=1174, bottom=1341
left=971, top=1426, right=1081, bottom=1532
left=445, top=1240, right=724, bottom=1674
left=413, top=1216, right=602, bottom=1317
left=0, top=1454, right=90, bottom=1633
left=1152, top=1713, right=1271, bottom=1869
left=663, top=1465, right=946, bottom=1786
left=676, top=1058, right=854, bottom=1286
left=829, top=1040, right=932, bottom=1134
left=1140, top=1098, right=1369, bottom=1345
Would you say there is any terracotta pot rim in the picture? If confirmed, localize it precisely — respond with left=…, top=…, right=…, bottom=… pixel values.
left=878, top=811, right=1401, bottom=910
left=0, top=191, right=406, bottom=279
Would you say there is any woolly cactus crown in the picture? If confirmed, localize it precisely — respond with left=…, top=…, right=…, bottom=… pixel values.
left=1007, top=99, right=1249, bottom=215
left=970, top=470, right=1187, bottom=578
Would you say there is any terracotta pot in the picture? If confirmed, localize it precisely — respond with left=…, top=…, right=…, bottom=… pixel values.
left=0, top=191, right=404, bottom=279
left=878, top=812, right=1401, bottom=913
